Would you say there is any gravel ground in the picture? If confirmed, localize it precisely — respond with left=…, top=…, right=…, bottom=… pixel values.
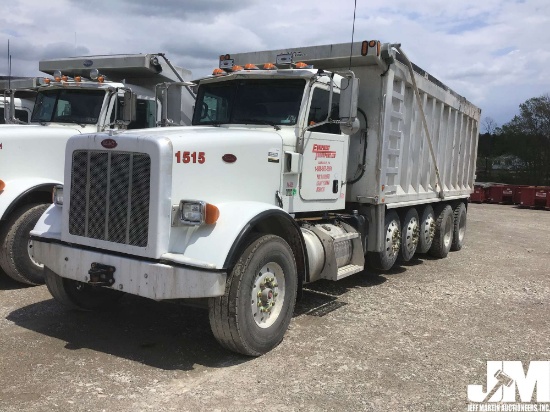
left=0, top=203, right=549, bottom=412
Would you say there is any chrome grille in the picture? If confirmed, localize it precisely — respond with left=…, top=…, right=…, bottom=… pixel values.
left=69, top=150, right=151, bottom=247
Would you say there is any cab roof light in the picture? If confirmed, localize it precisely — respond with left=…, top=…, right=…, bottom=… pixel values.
left=263, top=62, right=277, bottom=70
left=97, top=75, right=105, bottom=83
left=0, top=180, right=5, bottom=191
left=232, top=65, right=244, bottom=72
left=44, top=78, right=51, bottom=85
left=74, top=76, right=81, bottom=82
left=53, top=70, right=62, bottom=82
left=212, top=68, right=226, bottom=76
left=244, top=63, right=259, bottom=70
left=295, top=62, right=308, bottom=69
left=61, top=75, right=69, bottom=82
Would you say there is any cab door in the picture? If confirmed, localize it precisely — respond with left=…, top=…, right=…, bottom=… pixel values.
left=300, top=86, right=345, bottom=201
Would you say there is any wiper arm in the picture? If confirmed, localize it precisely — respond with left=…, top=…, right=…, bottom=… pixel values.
left=236, top=119, right=281, bottom=131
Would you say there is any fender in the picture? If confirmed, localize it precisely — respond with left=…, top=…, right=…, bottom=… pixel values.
left=29, top=203, right=61, bottom=240
left=166, top=201, right=308, bottom=278
left=0, top=178, right=59, bottom=221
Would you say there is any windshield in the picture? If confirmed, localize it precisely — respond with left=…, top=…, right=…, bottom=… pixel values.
left=192, top=78, right=305, bottom=126
left=31, top=89, right=105, bottom=124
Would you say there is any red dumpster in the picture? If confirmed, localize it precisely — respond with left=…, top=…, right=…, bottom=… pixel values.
left=470, top=185, right=487, bottom=203
left=513, top=186, right=527, bottom=205
left=520, top=186, right=548, bottom=208
left=501, top=185, right=515, bottom=204
left=486, top=185, right=505, bottom=203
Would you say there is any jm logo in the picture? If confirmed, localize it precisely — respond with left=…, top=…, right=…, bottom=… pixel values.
left=468, top=361, right=550, bottom=403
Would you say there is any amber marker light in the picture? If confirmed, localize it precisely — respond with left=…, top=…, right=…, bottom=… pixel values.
left=244, top=63, right=259, bottom=70
left=205, top=203, right=220, bottom=225
left=0, top=180, right=5, bottom=191
left=75, top=76, right=82, bottom=82
left=263, top=63, right=277, bottom=70
left=232, top=65, right=244, bottom=72
left=212, top=68, right=225, bottom=76
left=295, top=62, right=308, bottom=68
left=44, top=78, right=51, bottom=84
left=98, top=76, right=105, bottom=83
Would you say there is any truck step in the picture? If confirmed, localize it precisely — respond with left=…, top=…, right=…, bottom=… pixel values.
left=336, top=264, right=364, bottom=280
left=332, top=232, right=359, bottom=242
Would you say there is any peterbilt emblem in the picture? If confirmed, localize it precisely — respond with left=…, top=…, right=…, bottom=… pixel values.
left=83, top=60, right=94, bottom=67
left=222, top=154, right=237, bottom=163
left=101, top=139, right=117, bottom=149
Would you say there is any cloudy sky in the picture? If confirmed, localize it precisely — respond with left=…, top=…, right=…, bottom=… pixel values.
left=1, top=0, right=549, bottom=129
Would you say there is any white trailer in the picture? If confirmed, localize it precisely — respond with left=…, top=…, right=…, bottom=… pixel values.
left=0, top=53, right=195, bottom=285
left=32, top=41, right=480, bottom=355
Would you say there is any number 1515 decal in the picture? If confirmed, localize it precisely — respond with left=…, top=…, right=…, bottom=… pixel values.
left=175, top=151, right=205, bottom=164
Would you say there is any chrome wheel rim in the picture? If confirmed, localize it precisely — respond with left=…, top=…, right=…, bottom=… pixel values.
left=385, top=219, right=401, bottom=258
left=404, top=216, right=420, bottom=254
left=27, top=239, right=43, bottom=268
left=251, top=262, right=285, bottom=328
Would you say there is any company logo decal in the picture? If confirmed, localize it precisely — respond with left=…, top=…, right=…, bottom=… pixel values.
left=101, top=139, right=117, bottom=149
left=312, top=144, right=336, bottom=160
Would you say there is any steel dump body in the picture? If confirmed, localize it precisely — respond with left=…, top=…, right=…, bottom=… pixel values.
left=229, top=42, right=481, bottom=208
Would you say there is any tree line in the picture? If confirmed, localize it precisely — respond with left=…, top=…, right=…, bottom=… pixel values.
left=477, top=94, right=550, bottom=186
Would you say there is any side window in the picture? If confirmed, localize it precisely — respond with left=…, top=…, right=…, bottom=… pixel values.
left=308, top=88, right=341, bottom=134
left=112, top=98, right=156, bottom=129
left=15, top=109, right=29, bottom=123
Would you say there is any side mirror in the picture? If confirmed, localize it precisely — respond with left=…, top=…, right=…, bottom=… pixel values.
left=339, top=74, right=360, bottom=135
left=122, top=90, right=137, bottom=123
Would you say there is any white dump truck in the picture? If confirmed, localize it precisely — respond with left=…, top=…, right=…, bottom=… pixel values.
left=1, top=77, right=40, bottom=124
left=0, top=53, right=195, bottom=285
left=31, top=41, right=480, bottom=356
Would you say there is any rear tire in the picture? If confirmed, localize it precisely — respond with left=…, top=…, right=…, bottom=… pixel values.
left=451, top=202, right=467, bottom=251
left=209, top=234, right=298, bottom=356
left=0, top=203, right=49, bottom=285
left=44, top=267, right=124, bottom=311
left=417, top=205, right=435, bottom=254
left=367, top=211, right=401, bottom=271
left=399, top=207, right=419, bottom=262
left=428, top=205, right=454, bottom=259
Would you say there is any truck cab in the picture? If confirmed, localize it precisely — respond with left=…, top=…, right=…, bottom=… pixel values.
left=0, top=53, right=195, bottom=285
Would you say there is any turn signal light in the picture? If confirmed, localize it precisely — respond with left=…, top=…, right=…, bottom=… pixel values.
left=205, top=203, right=220, bottom=225
left=0, top=180, right=5, bottom=191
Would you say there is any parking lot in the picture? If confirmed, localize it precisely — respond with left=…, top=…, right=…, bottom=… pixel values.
left=1, top=203, right=549, bottom=412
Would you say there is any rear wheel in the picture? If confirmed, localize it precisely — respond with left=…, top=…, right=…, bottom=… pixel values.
left=399, top=207, right=420, bottom=262
left=367, top=211, right=401, bottom=271
left=0, top=203, right=49, bottom=285
left=44, top=267, right=124, bottom=311
left=209, top=234, right=298, bottom=356
left=428, top=205, right=454, bottom=258
left=417, top=205, right=435, bottom=254
left=451, top=202, right=467, bottom=251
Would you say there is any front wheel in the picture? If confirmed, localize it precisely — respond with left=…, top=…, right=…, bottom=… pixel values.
left=0, top=203, right=49, bottom=285
left=208, top=234, right=298, bottom=356
left=44, top=267, right=124, bottom=311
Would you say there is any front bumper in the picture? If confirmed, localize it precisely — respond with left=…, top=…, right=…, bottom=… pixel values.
left=32, top=239, right=227, bottom=300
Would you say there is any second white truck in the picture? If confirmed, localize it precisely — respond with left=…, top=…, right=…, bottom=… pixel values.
left=31, top=40, right=480, bottom=355
left=0, top=53, right=195, bottom=285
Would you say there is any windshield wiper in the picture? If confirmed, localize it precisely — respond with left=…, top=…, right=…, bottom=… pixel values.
left=235, top=119, right=281, bottom=131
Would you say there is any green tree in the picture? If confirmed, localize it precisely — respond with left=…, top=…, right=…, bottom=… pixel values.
left=498, top=94, right=550, bottom=185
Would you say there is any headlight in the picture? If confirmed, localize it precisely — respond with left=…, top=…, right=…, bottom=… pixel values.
left=52, top=185, right=63, bottom=206
left=174, top=200, right=219, bottom=226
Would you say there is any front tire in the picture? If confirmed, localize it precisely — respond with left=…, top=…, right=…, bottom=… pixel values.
left=428, top=205, right=454, bottom=258
left=44, top=267, right=124, bottom=311
left=0, top=203, right=49, bottom=285
left=367, top=210, right=401, bottom=271
left=208, top=234, right=298, bottom=356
